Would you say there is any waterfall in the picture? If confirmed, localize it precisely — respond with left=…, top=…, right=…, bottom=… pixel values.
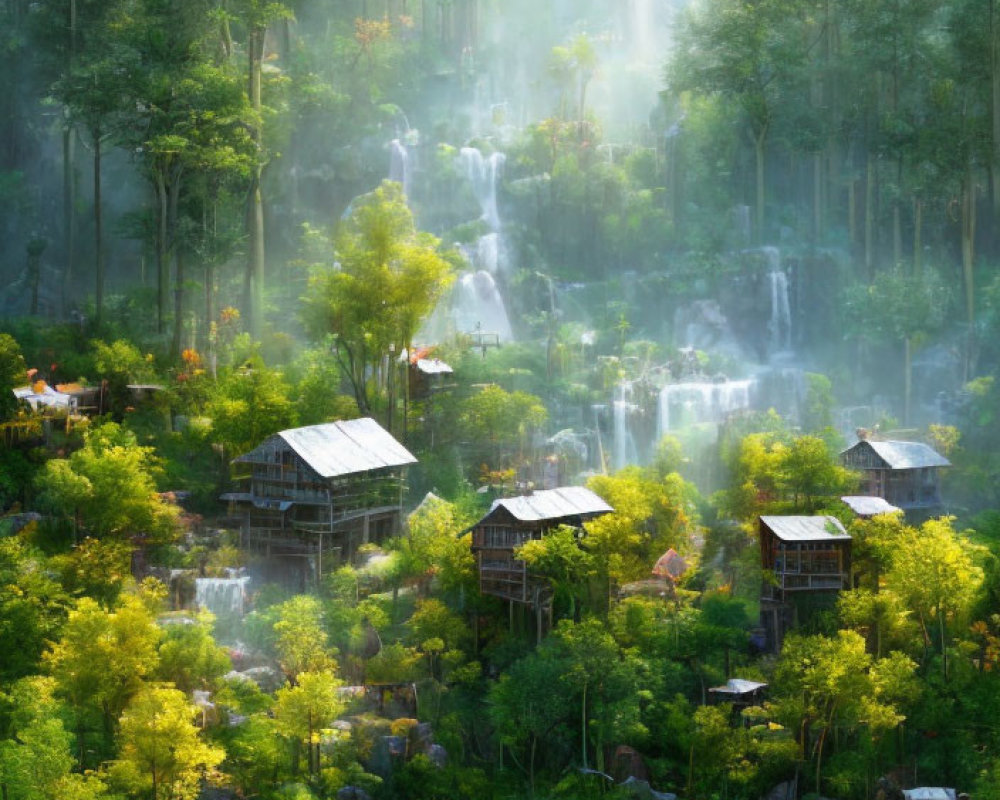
left=612, top=382, right=639, bottom=471
left=657, top=379, right=756, bottom=436
left=631, top=0, right=657, bottom=63
left=459, top=147, right=505, bottom=230
left=451, top=271, right=513, bottom=341
left=195, top=576, right=250, bottom=617
left=389, top=139, right=411, bottom=199
left=460, top=231, right=501, bottom=275
left=768, top=270, right=792, bottom=354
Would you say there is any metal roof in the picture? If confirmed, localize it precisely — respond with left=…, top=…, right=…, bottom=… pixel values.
left=841, top=496, right=901, bottom=516
left=414, top=358, right=453, bottom=375
left=845, top=439, right=950, bottom=469
left=760, top=515, right=851, bottom=542
left=237, top=418, right=417, bottom=479
left=489, top=486, right=613, bottom=523
left=902, top=790, right=956, bottom=800
left=709, top=678, right=768, bottom=695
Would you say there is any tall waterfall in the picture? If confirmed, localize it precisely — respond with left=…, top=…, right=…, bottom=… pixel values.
left=389, top=139, right=411, bottom=199
left=768, top=270, right=792, bottom=354
left=631, top=0, right=657, bottom=63
left=460, top=147, right=505, bottom=230
left=612, top=382, right=639, bottom=471
left=657, top=379, right=755, bottom=436
left=195, top=576, right=250, bottom=617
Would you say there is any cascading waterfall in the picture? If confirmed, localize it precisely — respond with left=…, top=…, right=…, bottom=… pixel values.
left=613, top=382, right=640, bottom=471
left=460, top=231, right=501, bottom=275
left=195, top=575, right=250, bottom=617
left=657, top=379, right=756, bottom=436
left=459, top=147, right=505, bottom=231
left=388, top=139, right=411, bottom=199
left=451, top=271, right=513, bottom=340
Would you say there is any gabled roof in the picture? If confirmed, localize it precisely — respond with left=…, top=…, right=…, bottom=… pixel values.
left=841, top=496, right=901, bottom=517
left=487, top=486, right=613, bottom=523
left=414, top=358, right=453, bottom=375
left=709, top=678, right=767, bottom=695
left=843, top=439, right=950, bottom=469
left=760, top=515, right=850, bottom=542
left=236, top=418, right=417, bottom=479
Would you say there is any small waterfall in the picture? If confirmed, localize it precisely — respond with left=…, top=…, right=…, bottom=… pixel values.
left=452, top=271, right=513, bottom=341
left=195, top=576, right=250, bottom=617
left=657, top=379, right=755, bottom=436
left=768, top=270, right=792, bottom=354
left=613, top=382, right=639, bottom=471
left=459, top=147, right=505, bottom=230
left=388, top=139, right=411, bottom=199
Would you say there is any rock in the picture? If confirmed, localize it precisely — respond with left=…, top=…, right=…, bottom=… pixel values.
left=368, top=735, right=407, bottom=778
left=427, top=743, right=447, bottom=768
left=611, top=745, right=649, bottom=783
left=762, top=779, right=798, bottom=800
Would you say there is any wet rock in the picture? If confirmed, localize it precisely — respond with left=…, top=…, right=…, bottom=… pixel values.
left=427, top=743, right=447, bottom=768
left=620, top=776, right=677, bottom=800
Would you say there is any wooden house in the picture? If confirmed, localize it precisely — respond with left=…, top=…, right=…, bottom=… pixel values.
left=470, top=486, right=612, bottom=607
left=222, top=418, right=417, bottom=580
left=840, top=439, right=949, bottom=510
left=759, top=515, right=851, bottom=650
left=408, top=353, right=455, bottom=400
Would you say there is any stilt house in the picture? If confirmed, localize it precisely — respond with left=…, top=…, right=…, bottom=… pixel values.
left=840, top=439, right=949, bottom=510
left=470, top=486, right=612, bottom=607
left=759, top=515, right=851, bottom=650
left=223, top=418, right=417, bottom=579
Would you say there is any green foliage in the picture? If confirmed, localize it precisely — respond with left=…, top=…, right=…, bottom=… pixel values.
left=109, top=684, right=224, bottom=800
left=156, top=613, right=232, bottom=693
left=36, top=421, right=179, bottom=542
left=301, top=182, right=454, bottom=415
left=0, top=539, right=71, bottom=684
left=0, top=334, right=26, bottom=420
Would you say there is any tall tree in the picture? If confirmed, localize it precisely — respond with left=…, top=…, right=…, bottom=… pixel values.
left=301, top=181, right=454, bottom=419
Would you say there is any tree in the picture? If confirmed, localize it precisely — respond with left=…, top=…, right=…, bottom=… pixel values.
left=273, top=670, right=345, bottom=775
left=773, top=630, right=919, bottom=794
left=456, top=384, right=548, bottom=472
left=36, top=421, right=179, bottom=542
left=547, top=618, right=643, bottom=775
left=272, top=595, right=337, bottom=682
left=207, top=360, right=296, bottom=457
left=45, top=594, right=162, bottom=764
left=0, top=538, right=71, bottom=685
left=0, top=676, right=107, bottom=800
left=0, top=333, right=26, bottom=420
left=884, top=517, right=984, bottom=674
left=156, top=613, right=232, bottom=693
left=110, top=684, right=224, bottom=800
left=670, top=0, right=807, bottom=238
left=516, top=525, right=595, bottom=621
left=488, top=645, right=575, bottom=793
left=301, top=181, right=454, bottom=419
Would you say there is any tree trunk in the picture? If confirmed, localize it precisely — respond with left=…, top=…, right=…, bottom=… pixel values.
left=172, top=243, right=185, bottom=357
left=991, top=0, right=1000, bottom=224
left=62, top=125, right=76, bottom=312
left=581, top=682, right=588, bottom=770
left=248, top=26, right=266, bottom=339
left=156, top=174, right=169, bottom=334
left=913, top=197, right=923, bottom=274
left=865, top=155, right=875, bottom=278
left=94, top=134, right=104, bottom=325
left=755, top=126, right=768, bottom=242
left=903, top=336, right=912, bottom=426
